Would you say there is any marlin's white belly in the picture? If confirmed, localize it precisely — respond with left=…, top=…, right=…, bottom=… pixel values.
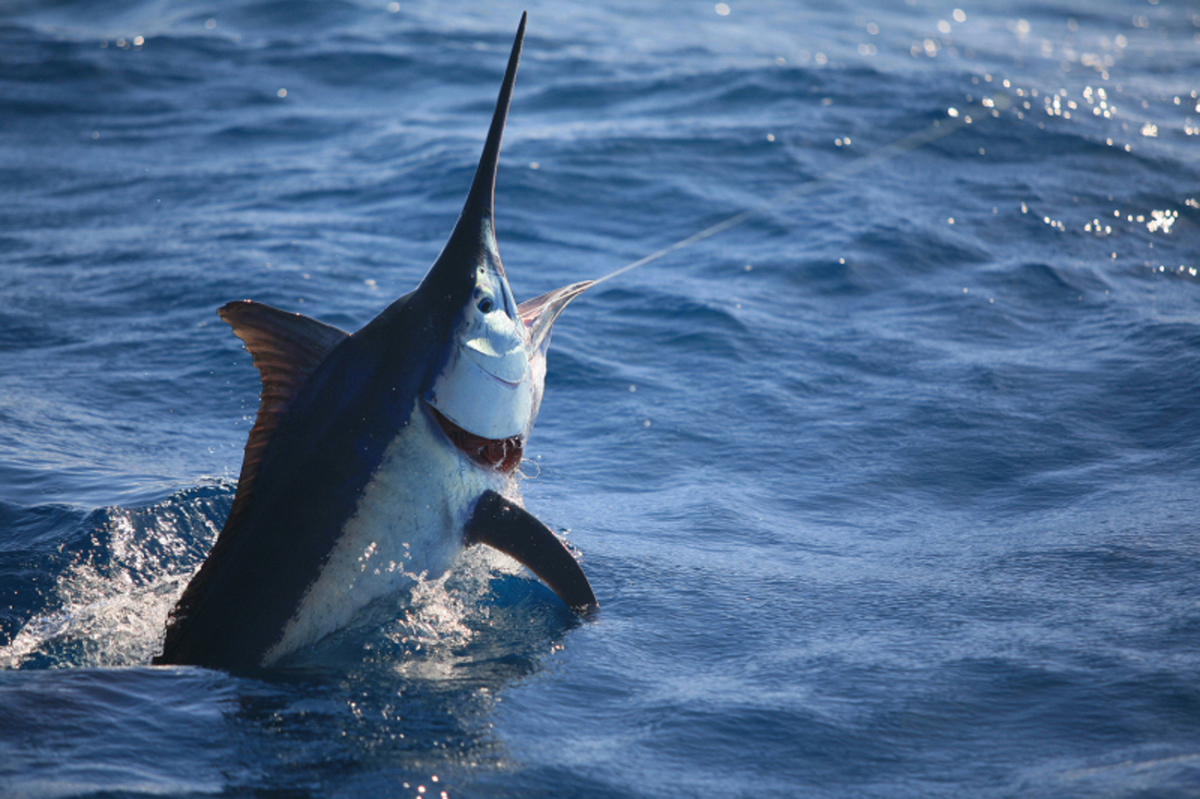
left=263, top=406, right=510, bottom=664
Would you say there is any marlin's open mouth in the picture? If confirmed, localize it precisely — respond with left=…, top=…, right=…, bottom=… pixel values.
left=427, top=402, right=523, bottom=473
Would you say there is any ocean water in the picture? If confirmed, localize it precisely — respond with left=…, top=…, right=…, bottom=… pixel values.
left=2, top=0, right=1199, bottom=796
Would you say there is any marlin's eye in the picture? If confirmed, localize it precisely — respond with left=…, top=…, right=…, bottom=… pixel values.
left=478, top=297, right=494, bottom=313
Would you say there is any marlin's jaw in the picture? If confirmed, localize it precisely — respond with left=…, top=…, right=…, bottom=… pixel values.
left=424, top=258, right=532, bottom=475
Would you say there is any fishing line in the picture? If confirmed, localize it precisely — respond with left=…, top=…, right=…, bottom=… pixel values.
left=588, top=94, right=1010, bottom=288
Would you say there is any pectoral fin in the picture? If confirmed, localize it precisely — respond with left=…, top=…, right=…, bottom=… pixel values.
left=464, top=490, right=598, bottom=613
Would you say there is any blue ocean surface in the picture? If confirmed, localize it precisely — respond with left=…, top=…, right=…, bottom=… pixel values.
left=2, top=0, right=1199, bottom=796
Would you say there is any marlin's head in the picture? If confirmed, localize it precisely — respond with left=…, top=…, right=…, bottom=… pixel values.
left=425, top=230, right=533, bottom=443
left=418, top=13, right=586, bottom=466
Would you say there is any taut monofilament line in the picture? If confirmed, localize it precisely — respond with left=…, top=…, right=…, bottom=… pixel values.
left=584, top=94, right=1009, bottom=290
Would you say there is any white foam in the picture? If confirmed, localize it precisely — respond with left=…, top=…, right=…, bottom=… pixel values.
left=1, top=496, right=219, bottom=669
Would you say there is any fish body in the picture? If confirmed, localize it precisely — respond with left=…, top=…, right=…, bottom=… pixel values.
left=154, top=14, right=597, bottom=670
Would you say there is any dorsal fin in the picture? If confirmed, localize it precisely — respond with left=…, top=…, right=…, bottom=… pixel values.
left=218, top=300, right=348, bottom=531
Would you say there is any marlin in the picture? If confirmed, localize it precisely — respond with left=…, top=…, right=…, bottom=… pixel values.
left=154, top=14, right=598, bottom=670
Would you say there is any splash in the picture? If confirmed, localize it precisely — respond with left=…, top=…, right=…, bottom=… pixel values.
left=0, top=486, right=229, bottom=669
left=378, top=546, right=525, bottom=681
